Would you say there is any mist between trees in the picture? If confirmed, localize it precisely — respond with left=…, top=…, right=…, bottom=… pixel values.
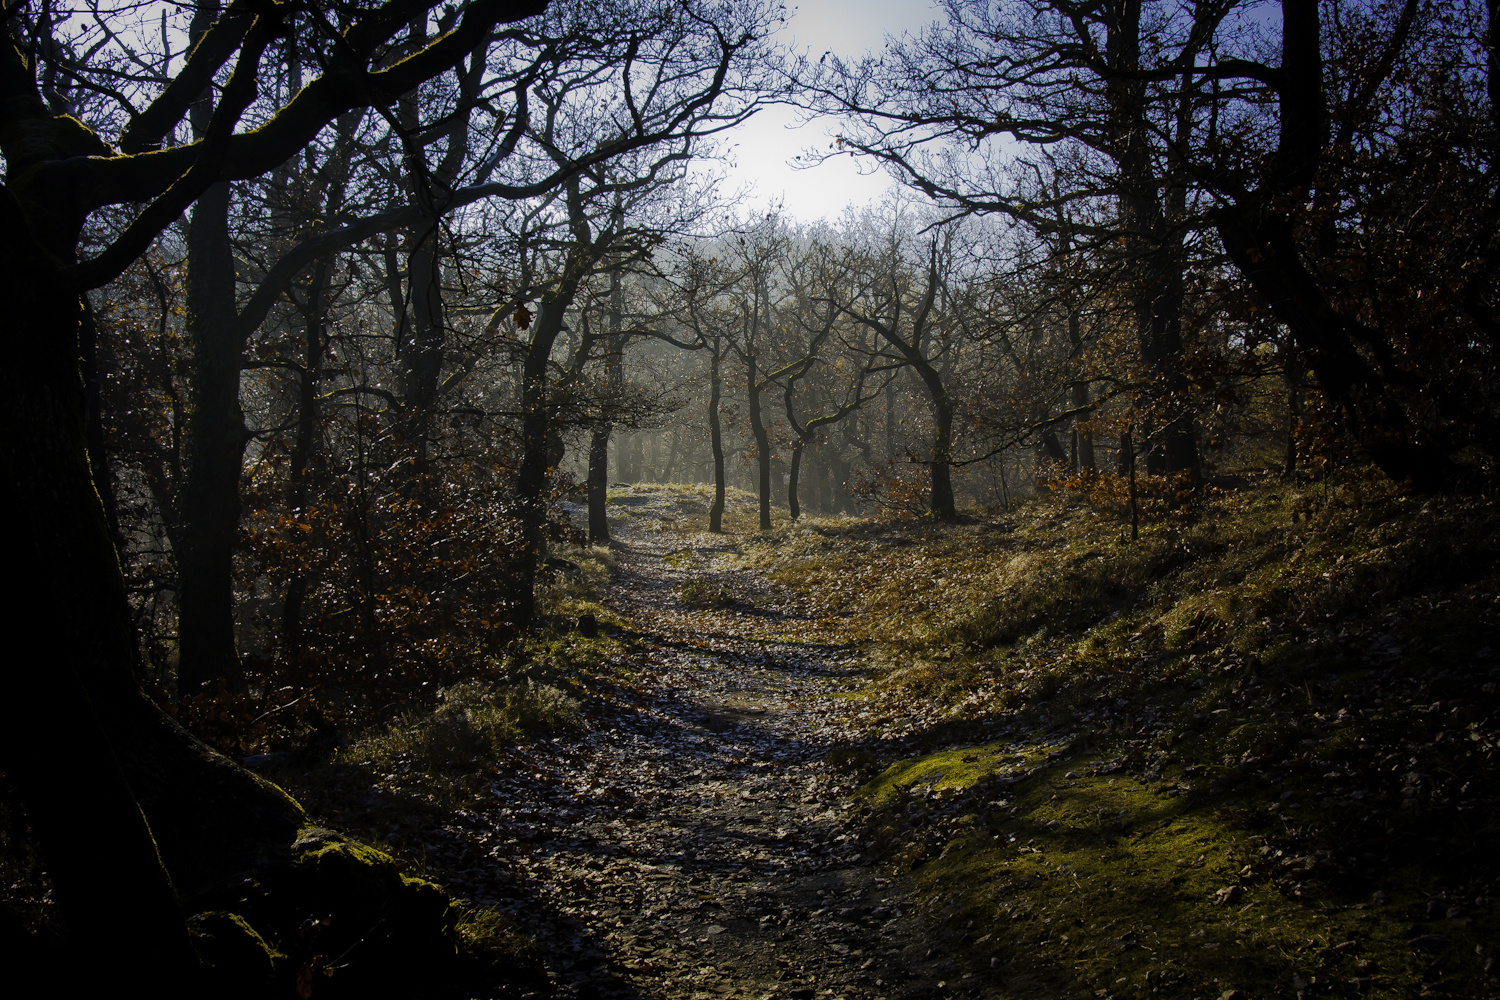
left=1, top=0, right=1494, bottom=984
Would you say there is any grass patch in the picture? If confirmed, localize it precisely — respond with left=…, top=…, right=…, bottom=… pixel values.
left=270, top=570, right=627, bottom=835
left=864, top=727, right=1500, bottom=998
left=336, top=679, right=582, bottom=776
left=538, top=541, right=617, bottom=624
left=605, top=483, right=756, bottom=533
left=454, top=904, right=544, bottom=979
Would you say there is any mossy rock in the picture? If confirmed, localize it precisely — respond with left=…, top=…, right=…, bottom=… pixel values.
left=286, top=827, right=451, bottom=924
left=267, top=828, right=457, bottom=996
left=185, top=826, right=527, bottom=998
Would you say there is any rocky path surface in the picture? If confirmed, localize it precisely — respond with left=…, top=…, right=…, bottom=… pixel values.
left=427, top=516, right=1012, bottom=1000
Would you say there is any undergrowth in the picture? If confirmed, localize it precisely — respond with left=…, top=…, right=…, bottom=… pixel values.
left=538, top=542, right=617, bottom=623
left=335, top=678, right=582, bottom=778
left=676, top=578, right=747, bottom=609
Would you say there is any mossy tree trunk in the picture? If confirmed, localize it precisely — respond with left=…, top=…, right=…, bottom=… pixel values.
left=1, top=180, right=305, bottom=984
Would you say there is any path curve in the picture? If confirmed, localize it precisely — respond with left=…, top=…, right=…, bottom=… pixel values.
left=433, top=511, right=1011, bottom=1000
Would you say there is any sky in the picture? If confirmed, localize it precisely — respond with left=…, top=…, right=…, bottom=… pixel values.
left=709, top=0, right=946, bottom=222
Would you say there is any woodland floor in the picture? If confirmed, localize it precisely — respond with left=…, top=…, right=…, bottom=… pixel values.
left=416, top=502, right=994, bottom=1000
left=275, top=478, right=1500, bottom=1000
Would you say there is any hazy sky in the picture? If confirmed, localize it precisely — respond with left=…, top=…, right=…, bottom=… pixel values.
left=711, top=0, right=946, bottom=222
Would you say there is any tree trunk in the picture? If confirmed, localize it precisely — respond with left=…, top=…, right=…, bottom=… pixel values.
left=587, top=284, right=625, bottom=543
left=1, top=187, right=304, bottom=990
left=831, top=447, right=854, bottom=514
left=930, top=437, right=955, bottom=518
left=397, top=220, right=446, bottom=469
left=1038, top=427, right=1069, bottom=466
left=643, top=433, right=658, bottom=482
left=1216, top=203, right=1462, bottom=490
left=1136, top=235, right=1198, bottom=478
left=709, top=341, right=726, bottom=532
left=3, top=257, right=199, bottom=983
left=394, top=66, right=446, bottom=471
left=587, top=425, right=610, bottom=543
left=1108, top=0, right=1198, bottom=482
left=663, top=425, right=681, bottom=482
left=511, top=261, right=585, bottom=628
left=280, top=260, right=331, bottom=656
left=884, top=381, right=897, bottom=462
left=349, top=420, right=381, bottom=648
left=787, top=440, right=804, bottom=520
left=1068, top=313, right=1097, bottom=472
left=79, top=297, right=121, bottom=541
left=748, top=352, right=773, bottom=530
left=917, top=365, right=956, bottom=520
left=623, top=431, right=643, bottom=482
left=1072, top=397, right=1096, bottom=473
left=512, top=330, right=552, bottom=630
left=177, top=180, right=248, bottom=696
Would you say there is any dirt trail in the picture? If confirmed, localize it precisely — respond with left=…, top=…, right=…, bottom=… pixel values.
left=436, top=512, right=1012, bottom=1000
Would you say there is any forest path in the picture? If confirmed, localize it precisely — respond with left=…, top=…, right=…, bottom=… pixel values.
left=454, top=502, right=1011, bottom=1000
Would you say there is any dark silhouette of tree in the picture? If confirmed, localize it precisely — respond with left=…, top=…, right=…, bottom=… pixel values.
left=777, top=237, right=889, bottom=520
left=1208, top=0, right=1498, bottom=489
left=804, top=0, right=1496, bottom=491
left=801, top=0, right=1208, bottom=483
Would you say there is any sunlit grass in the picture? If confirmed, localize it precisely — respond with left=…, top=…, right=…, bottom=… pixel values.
left=336, top=679, right=582, bottom=777
left=742, top=471, right=1500, bottom=998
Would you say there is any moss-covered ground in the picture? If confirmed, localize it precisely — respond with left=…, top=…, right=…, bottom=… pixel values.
left=737, top=471, right=1500, bottom=999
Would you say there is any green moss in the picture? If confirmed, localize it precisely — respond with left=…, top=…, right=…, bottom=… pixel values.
left=747, top=477, right=1500, bottom=998
left=177, top=826, right=534, bottom=998
left=875, top=745, right=1500, bottom=999
left=862, top=743, right=1039, bottom=806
